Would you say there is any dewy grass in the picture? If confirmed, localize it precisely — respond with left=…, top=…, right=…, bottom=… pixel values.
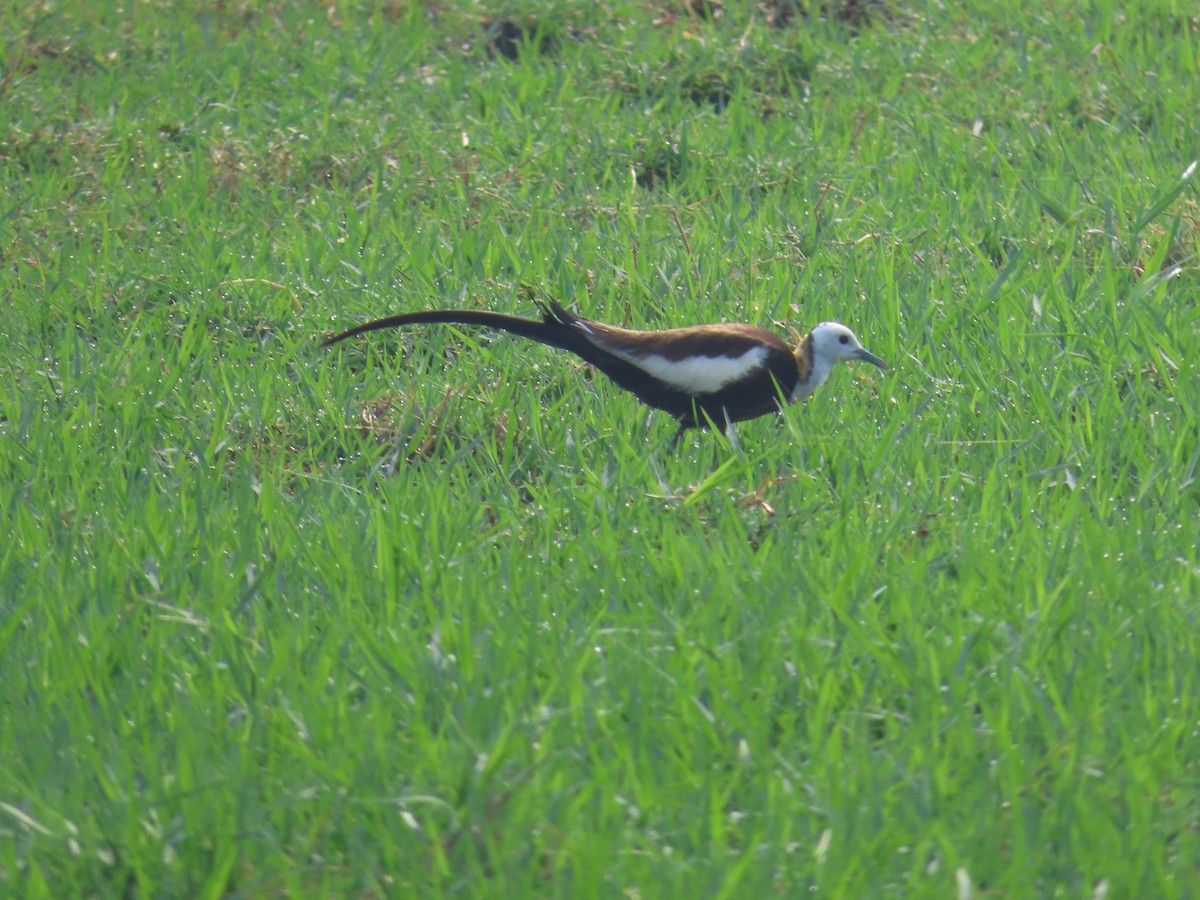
left=2, top=0, right=1198, bottom=896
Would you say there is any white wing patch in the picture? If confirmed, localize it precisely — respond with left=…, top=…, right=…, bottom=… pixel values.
left=612, top=346, right=769, bottom=395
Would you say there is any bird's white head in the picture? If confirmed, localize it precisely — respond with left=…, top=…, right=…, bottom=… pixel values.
left=809, top=322, right=888, bottom=370
left=791, top=322, right=888, bottom=402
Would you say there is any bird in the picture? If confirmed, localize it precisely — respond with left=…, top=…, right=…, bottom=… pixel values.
left=322, top=300, right=887, bottom=443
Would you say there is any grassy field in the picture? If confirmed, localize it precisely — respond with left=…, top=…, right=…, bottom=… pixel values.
left=2, top=0, right=1198, bottom=895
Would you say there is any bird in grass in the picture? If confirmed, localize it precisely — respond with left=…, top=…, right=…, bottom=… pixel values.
left=322, top=300, right=887, bottom=443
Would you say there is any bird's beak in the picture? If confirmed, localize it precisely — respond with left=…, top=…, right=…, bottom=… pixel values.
left=855, top=347, right=888, bottom=370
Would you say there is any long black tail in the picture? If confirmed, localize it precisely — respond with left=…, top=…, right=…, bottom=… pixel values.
left=322, top=301, right=586, bottom=353
left=323, top=300, right=694, bottom=424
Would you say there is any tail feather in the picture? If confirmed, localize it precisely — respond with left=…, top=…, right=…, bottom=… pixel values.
left=323, top=300, right=708, bottom=423
left=323, top=302, right=650, bottom=388
left=322, top=306, right=565, bottom=349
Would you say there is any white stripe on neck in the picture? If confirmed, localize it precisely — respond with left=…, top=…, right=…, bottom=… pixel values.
left=790, top=357, right=832, bottom=401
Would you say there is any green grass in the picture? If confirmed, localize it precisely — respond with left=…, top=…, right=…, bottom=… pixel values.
left=2, top=0, right=1198, bottom=895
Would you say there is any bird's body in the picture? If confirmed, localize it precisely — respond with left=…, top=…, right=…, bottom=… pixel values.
left=323, top=301, right=886, bottom=438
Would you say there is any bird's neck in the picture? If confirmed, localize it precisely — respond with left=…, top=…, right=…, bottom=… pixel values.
left=789, top=333, right=831, bottom=402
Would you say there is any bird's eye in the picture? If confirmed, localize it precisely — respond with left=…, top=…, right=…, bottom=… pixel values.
left=839, top=334, right=850, bottom=344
